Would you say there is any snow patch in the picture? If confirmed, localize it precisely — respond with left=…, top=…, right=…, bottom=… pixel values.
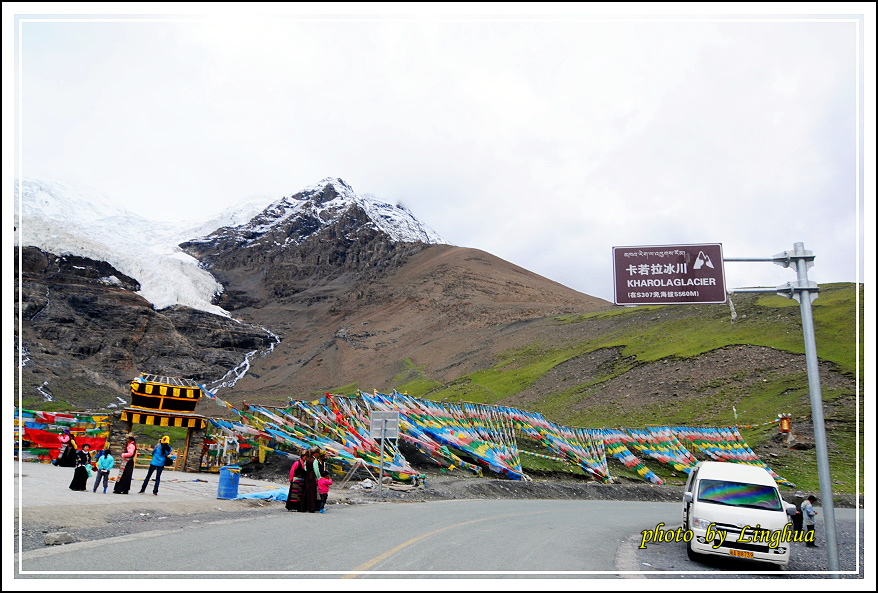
left=15, top=177, right=444, bottom=317
left=16, top=179, right=236, bottom=317
left=233, top=177, right=445, bottom=247
left=37, top=381, right=54, bottom=402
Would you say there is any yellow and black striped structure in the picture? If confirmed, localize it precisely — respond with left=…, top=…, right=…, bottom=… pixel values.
left=130, top=374, right=202, bottom=414
left=120, top=408, right=207, bottom=430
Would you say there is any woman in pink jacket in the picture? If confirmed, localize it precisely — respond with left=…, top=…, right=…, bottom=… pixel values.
left=285, top=450, right=311, bottom=511
left=317, top=471, right=333, bottom=513
left=54, top=428, right=78, bottom=467
left=112, top=434, right=137, bottom=494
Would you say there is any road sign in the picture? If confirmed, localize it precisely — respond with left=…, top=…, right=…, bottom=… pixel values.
left=369, top=411, right=399, bottom=439
left=369, top=411, right=399, bottom=498
left=612, top=243, right=727, bottom=305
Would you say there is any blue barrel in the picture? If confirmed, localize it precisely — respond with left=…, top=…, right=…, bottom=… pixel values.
left=217, top=465, right=241, bottom=499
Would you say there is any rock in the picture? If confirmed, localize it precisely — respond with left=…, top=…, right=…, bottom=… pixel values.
left=44, top=532, right=75, bottom=545
left=16, top=246, right=275, bottom=406
left=783, top=429, right=815, bottom=450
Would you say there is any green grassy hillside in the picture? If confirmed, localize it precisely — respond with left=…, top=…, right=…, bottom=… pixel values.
left=390, top=283, right=864, bottom=493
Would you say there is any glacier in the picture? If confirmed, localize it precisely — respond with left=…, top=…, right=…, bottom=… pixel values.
left=14, top=177, right=444, bottom=318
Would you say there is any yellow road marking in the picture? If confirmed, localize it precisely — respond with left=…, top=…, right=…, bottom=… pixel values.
left=342, top=510, right=551, bottom=578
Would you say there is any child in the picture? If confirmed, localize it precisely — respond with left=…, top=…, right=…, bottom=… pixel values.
left=317, top=471, right=333, bottom=513
left=93, top=447, right=115, bottom=493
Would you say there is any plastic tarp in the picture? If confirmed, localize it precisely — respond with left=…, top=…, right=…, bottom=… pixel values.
left=234, top=487, right=288, bottom=501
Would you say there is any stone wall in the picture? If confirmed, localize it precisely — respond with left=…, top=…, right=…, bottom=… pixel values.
left=106, top=413, right=133, bottom=467
left=183, top=428, right=206, bottom=473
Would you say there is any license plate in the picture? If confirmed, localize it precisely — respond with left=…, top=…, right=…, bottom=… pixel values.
left=729, top=549, right=754, bottom=559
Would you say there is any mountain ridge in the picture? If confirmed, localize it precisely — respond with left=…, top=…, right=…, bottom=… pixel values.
left=219, top=243, right=612, bottom=399
left=15, top=176, right=611, bottom=406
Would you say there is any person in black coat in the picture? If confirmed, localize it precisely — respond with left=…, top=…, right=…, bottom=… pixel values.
left=68, top=443, right=92, bottom=491
left=113, top=434, right=137, bottom=494
left=55, top=428, right=78, bottom=467
left=791, top=491, right=805, bottom=532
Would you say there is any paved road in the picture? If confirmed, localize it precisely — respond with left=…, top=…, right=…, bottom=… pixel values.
left=10, top=461, right=868, bottom=583
left=16, top=498, right=683, bottom=577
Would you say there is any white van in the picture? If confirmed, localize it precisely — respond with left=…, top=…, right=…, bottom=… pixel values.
left=682, top=461, right=797, bottom=566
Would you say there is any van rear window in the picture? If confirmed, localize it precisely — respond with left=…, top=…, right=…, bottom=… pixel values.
left=697, top=479, right=783, bottom=511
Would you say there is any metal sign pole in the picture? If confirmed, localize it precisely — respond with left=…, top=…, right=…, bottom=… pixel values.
left=370, top=411, right=398, bottom=499
left=789, top=243, right=840, bottom=573
left=727, top=242, right=840, bottom=575
left=378, top=418, right=386, bottom=499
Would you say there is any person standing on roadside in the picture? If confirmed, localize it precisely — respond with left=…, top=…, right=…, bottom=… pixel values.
left=801, top=494, right=819, bottom=547
left=285, top=451, right=308, bottom=512
left=113, top=434, right=137, bottom=494
left=297, top=448, right=321, bottom=513
left=92, top=447, right=114, bottom=493
left=68, top=443, right=92, bottom=491
left=791, top=491, right=805, bottom=533
left=317, top=470, right=333, bottom=513
left=139, top=436, right=172, bottom=495
left=315, top=448, right=329, bottom=476
left=55, top=428, right=77, bottom=467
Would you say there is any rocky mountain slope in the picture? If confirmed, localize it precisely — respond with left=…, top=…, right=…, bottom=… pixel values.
left=211, top=243, right=612, bottom=403
left=166, top=177, right=609, bottom=403
left=15, top=246, right=276, bottom=407
left=15, top=177, right=610, bottom=409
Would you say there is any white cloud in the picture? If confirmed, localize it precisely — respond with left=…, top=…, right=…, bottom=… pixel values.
left=10, top=8, right=868, bottom=302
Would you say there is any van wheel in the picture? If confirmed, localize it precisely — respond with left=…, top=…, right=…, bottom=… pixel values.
left=686, top=542, right=703, bottom=562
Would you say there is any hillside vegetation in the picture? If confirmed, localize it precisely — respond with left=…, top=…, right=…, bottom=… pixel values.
left=384, top=283, right=864, bottom=493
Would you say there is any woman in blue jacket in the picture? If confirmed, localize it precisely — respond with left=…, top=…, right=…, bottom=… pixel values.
left=138, top=436, right=172, bottom=495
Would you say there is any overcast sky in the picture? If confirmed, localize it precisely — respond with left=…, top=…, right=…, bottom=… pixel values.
left=7, top=4, right=874, bottom=303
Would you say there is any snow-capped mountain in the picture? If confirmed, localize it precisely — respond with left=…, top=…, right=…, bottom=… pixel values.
left=193, top=177, right=445, bottom=249
left=15, top=176, right=616, bottom=412
left=15, top=179, right=238, bottom=317
left=15, top=177, right=444, bottom=317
